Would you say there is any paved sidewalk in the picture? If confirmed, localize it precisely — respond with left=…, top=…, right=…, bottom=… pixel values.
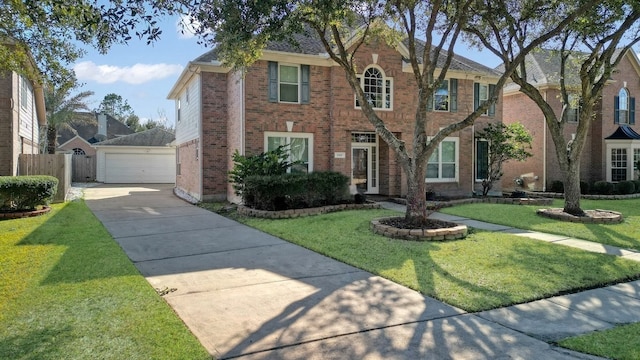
left=82, top=185, right=640, bottom=359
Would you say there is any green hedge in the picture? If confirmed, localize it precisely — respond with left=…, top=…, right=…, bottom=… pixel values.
left=244, top=171, right=350, bottom=210
left=0, top=176, right=59, bottom=211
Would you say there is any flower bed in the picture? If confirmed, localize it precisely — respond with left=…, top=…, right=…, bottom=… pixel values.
left=237, top=202, right=380, bottom=219
left=0, top=206, right=51, bottom=220
left=370, top=217, right=468, bottom=241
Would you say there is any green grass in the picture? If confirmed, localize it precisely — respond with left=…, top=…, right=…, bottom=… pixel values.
left=236, top=208, right=640, bottom=312
left=440, top=198, right=640, bottom=251
left=0, top=201, right=210, bottom=360
left=559, top=323, right=640, bottom=359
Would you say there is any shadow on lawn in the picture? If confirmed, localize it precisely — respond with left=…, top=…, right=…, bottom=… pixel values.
left=17, top=202, right=138, bottom=285
left=0, top=325, right=73, bottom=359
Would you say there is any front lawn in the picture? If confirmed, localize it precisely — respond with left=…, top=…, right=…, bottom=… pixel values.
left=558, top=323, right=640, bottom=360
left=236, top=209, right=640, bottom=312
left=440, top=198, right=640, bottom=251
left=0, top=201, right=210, bottom=360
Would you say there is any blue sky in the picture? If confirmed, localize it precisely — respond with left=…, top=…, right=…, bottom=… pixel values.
left=72, top=15, right=504, bottom=128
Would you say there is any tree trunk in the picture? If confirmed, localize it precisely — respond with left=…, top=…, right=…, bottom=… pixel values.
left=404, top=163, right=429, bottom=226
left=562, top=161, right=584, bottom=216
left=47, top=127, right=57, bottom=154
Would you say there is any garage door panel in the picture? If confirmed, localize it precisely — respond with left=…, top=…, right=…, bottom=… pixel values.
left=105, top=153, right=175, bottom=183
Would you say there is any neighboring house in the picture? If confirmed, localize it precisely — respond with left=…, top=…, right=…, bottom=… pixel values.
left=502, top=49, right=640, bottom=191
left=57, top=112, right=134, bottom=156
left=167, top=29, right=503, bottom=202
left=94, top=127, right=176, bottom=184
left=0, top=69, right=46, bottom=176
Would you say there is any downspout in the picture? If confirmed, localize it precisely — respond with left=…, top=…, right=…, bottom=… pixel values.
left=543, top=91, right=547, bottom=191
left=199, top=74, right=204, bottom=201
left=241, top=74, right=245, bottom=155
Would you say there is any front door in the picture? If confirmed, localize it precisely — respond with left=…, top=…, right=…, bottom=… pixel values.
left=351, top=144, right=378, bottom=194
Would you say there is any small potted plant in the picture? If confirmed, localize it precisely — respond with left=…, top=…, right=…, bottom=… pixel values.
left=511, top=177, right=526, bottom=198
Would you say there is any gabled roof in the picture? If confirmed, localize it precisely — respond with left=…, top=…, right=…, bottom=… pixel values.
left=188, top=26, right=500, bottom=76
left=605, top=125, right=640, bottom=140
left=93, top=127, right=175, bottom=147
left=501, top=48, right=640, bottom=93
left=57, top=112, right=134, bottom=145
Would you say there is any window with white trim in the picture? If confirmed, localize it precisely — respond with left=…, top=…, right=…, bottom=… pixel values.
left=279, top=64, right=300, bottom=103
left=355, top=66, right=393, bottom=110
left=20, top=76, right=28, bottom=109
left=426, top=137, right=459, bottom=182
left=618, top=88, right=630, bottom=124
left=611, top=148, right=627, bottom=182
left=265, top=132, right=313, bottom=173
left=72, top=148, right=86, bottom=155
left=477, top=84, right=489, bottom=115
left=566, top=94, right=580, bottom=123
left=434, top=80, right=450, bottom=111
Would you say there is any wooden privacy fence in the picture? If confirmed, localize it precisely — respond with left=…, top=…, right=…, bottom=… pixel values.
left=72, top=155, right=96, bottom=182
left=18, top=154, right=72, bottom=203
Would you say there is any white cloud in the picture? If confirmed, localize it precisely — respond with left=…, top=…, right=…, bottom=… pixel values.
left=73, top=61, right=183, bottom=85
left=176, top=14, right=200, bottom=39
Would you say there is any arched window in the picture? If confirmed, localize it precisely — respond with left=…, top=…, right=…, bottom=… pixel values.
left=619, top=88, right=630, bottom=124
left=356, top=66, right=393, bottom=110
left=73, top=148, right=86, bottom=155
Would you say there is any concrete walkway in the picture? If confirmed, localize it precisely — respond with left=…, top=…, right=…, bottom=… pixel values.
left=82, top=184, right=640, bottom=359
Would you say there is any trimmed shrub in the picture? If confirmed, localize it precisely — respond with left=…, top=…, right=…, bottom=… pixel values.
left=592, top=180, right=615, bottom=195
left=0, top=175, right=58, bottom=211
left=549, top=180, right=564, bottom=193
left=634, top=180, right=640, bottom=193
left=243, top=171, right=350, bottom=210
left=580, top=181, right=590, bottom=194
left=616, top=180, right=636, bottom=195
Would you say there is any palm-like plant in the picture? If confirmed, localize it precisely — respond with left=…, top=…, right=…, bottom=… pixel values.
left=44, top=83, right=94, bottom=154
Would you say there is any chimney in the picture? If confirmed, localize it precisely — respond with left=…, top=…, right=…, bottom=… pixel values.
left=97, top=114, right=107, bottom=137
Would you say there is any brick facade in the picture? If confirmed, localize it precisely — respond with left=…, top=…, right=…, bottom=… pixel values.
left=503, top=51, right=640, bottom=191
left=175, top=41, right=503, bottom=201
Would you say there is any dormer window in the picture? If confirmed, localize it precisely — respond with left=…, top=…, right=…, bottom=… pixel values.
left=355, top=66, right=393, bottom=110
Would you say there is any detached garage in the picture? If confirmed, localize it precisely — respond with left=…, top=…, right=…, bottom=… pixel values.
left=94, top=127, right=176, bottom=184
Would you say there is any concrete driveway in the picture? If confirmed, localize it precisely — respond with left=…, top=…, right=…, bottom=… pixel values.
left=83, top=184, right=598, bottom=359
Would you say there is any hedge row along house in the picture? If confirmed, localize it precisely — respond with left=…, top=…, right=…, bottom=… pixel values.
left=502, top=49, right=640, bottom=192
left=168, top=29, right=503, bottom=203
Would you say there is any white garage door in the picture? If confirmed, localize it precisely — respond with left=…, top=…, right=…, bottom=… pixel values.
left=105, top=153, right=175, bottom=183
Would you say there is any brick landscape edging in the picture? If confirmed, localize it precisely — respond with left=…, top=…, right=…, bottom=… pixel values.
left=0, top=206, right=51, bottom=220
left=370, top=217, right=468, bottom=241
left=237, top=202, right=381, bottom=219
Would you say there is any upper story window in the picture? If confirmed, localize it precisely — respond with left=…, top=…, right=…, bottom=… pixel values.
left=566, top=93, right=580, bottom=123
left=355, top=66, right=393, bottom=110
left=268, top=61, right=310, bottom=104
left=474, top=83, right=496, bottom=116
left=20, top=76, right=28, bottom=109
left=177, top=99, right=181, bottom=122
left=434, top=80, right=450, bottom=111
left=427, top=79, right=457, bottom=112
left=615, top=87, right=635, bottom=125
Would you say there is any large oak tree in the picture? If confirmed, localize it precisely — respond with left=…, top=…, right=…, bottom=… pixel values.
left=467, top=0, right=640, bottom=215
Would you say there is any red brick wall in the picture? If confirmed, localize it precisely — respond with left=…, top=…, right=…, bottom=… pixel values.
left=0, top=73, right=13, bottom=175
left=176, top=139, right=201, bottom=199
left=200, top=72, right=229, bottom=201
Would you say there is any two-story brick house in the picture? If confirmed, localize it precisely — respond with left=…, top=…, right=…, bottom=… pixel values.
left=502, top=49, right=640, bottom=191
left=168, top=31, right=503, bottom=202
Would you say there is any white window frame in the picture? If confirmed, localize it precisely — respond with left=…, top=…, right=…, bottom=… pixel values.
left=619, top=88, right=630, bottom=125
left=264, top=131, right=314, bottom=173
left=433, top=79, right=450, bottom=112
left=278, top=63, right=300, bottom=104
left=426, top=137, right=459, bottom=183
left=355, top=65, right=393, bottom=111
left=476, top=83, right=490, bottom=116
left=567, top=93, right=580, bottom=123
left=20, top=76, right=28, bottom=109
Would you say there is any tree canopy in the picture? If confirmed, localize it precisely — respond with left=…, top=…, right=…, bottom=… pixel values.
left=0, top=0, right=167, bottom=87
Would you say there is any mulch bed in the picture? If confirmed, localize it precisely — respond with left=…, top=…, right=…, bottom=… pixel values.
left=0, top=206, right=51, bottom=220
left=379, top=217, right=459, bottom=230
